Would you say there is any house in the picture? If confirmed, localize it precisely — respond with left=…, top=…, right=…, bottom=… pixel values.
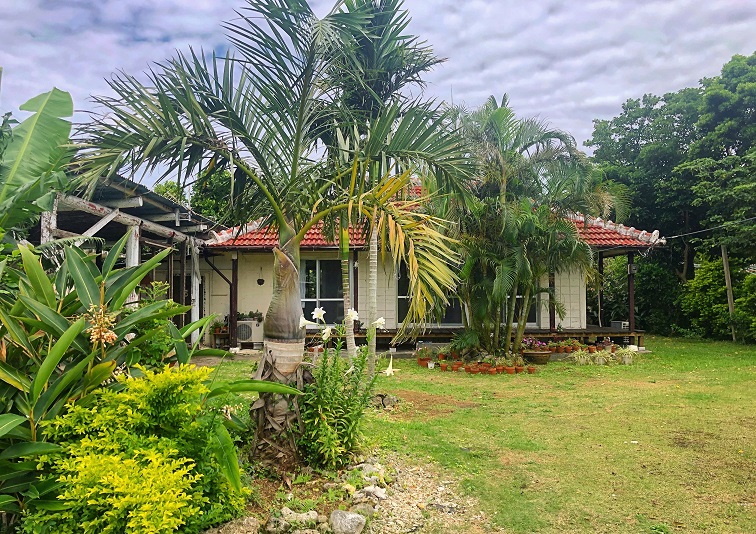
left=202, top=215, right=665, bottom=348
left=40, top=176, right=665, bottom=348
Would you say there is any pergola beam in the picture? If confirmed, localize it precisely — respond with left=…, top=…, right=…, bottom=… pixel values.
left=57, top=194, right=195, bottom=244
left=81, top=208, right=119, bottom=237
left=102, top=197, right=143, bottom=208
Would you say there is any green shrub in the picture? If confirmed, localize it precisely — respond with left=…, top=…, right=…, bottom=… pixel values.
left=679, top=256, right=739, bottom=339
left=121, top=282, right=183, bottom=368
left=298, top=344, right=376, bottom=469
left=733, top=274, right=756, bottom=342
left=22, top=365, right=250, bottom=534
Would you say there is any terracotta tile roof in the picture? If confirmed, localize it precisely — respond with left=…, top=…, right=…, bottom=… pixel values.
left=209, top=222, right=366, bottom=249
left=570, top=214, right=666, bottom=249
left=209, top=213, right=665, bottom=251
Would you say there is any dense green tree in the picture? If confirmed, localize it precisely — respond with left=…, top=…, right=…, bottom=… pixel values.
left=153, top=180, right=188, bottom=205
left=587, top=52, right=756, bottom=337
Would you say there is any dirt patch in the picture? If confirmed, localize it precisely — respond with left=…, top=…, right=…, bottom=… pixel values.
left=387, top=389, right=478, bottom=420
left=669, top=430, right=717, bottom=451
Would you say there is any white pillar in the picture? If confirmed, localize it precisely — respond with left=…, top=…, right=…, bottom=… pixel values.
left=125, top=226, right=141, bottom=304
left=190, top=242, right=201, bottom=344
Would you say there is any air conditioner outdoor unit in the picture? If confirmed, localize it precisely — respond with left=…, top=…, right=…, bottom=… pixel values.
left=237, top=320, right=264, bottom=346
left=610, top=321, right=630, bottom=330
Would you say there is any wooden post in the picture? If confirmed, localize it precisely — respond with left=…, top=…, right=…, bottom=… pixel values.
left=179, top=241, right=187, bottom=328
left=548, top=271, right=556, bottom=332
left=627, top=252, right=636, bottom=333
left=230, top=252, right=239, bottom=348
left=190, top=243, right=201, bottom=344
left=40, top=198, right=58, bottom=244
left=721, top=244, right=737, bottom=342
left=598, top=252, right=604, bottom=327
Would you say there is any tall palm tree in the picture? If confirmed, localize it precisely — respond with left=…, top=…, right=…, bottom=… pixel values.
left=451, top=95, right=612, bottom=355
left=75, top=0, right=471, bottom=464
left=330, top=0, right=463, bottom=370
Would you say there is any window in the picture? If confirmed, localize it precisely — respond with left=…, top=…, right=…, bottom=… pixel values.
left=300, top=259, right=344, bottom=324
left=397, top=263, right=462, bottom=325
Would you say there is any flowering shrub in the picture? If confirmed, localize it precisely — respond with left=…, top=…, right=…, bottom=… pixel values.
left=521, top=337, right=548, bottom=350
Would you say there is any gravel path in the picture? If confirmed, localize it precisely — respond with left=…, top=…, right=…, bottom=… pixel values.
left=367, top=453, right=498, bottom=534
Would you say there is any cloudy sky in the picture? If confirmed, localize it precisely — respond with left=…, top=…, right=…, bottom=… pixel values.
left=2, top=0, right=754, bottom=152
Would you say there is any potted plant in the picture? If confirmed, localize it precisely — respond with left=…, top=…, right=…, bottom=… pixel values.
left=527, top=366, right=536, bottom=374
left=593, top=350, right=610, bottom=365
left=571, top=349, right=591, bottom=365
left=211, top=320, right=225, bottom=334
left=416, top=346, right=434, bottom=368
left=521, top=337, right=551, bottom=365
left=615, top=347, right=634, bottom=365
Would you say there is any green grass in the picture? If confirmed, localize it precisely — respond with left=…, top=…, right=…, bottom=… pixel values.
left=363, top=337, right=756, bottom=533
left=206, top=338, right=756, bottom=533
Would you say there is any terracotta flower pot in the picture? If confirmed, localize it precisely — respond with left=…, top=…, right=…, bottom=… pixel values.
left=515, top=366, right=525, bottom=374
left=504, top=367, right=516, bottom=374
left=527, top=366, right=536, bottom=374
left=565, top=346, right=573, bottom=354
left=440, top=363, right=448, bottom=371
left=556, top=346, right=565, bottom=354
left=488, top=368, right=497, bottom=375
left=523, top=351, right=551, bottom=365
left=438, top=353, right=446, bottom=361
left=417, top=357, right=431, bottom=368
left=496, top=365, right=505, bottom=373
left=587, top=346, right=596, bottom=354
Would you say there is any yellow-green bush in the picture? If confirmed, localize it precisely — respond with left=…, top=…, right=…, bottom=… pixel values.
left=21, top=365, right=248, bottom=534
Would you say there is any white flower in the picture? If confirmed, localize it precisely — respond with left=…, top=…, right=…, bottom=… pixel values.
left=299, top=316, right=317, bottom=329
left=345, top=308, right=359, bottom=322
left=372, top=317, right=386, bottom=329
left=124, top=332, right=136, bottom=342
left=322, top=326, right=332, bottom=342
left=311, top=307, right=326, bottom=321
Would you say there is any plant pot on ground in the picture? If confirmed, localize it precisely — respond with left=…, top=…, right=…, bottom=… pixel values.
left=527, top=366, right=536, bottom=374
left=523, top=351, right=551, bottom=365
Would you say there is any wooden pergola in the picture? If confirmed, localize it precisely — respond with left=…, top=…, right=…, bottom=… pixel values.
left=36, top=176, right=224, bottom=342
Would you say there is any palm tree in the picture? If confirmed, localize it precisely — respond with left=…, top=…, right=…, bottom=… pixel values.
left=451, top=96, right=614, bottom=355
left=330, top=0, right=463, bottom=370
left=75, top=0, right=471, bottom=464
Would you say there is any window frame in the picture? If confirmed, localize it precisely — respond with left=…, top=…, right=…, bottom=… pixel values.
left=300, top=257, right=352, bottom=327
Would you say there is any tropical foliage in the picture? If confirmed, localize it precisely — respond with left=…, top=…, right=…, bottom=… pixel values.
left=448, top=95, right=599, bottom=354
left=20, top=365, right=298, bottom=534
left=587, top=52, right=756, bottom=338
left=0, top=88, right=73, bottom=252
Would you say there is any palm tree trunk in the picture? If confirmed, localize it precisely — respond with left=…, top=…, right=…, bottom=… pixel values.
left=492, top=301, right=502, bottom=354
left=340, top=222, right=356, bottom=357
left=513, top=284, right=532, bottom=352
left=502, top=280, right=518, bottom=354
left=252, top=238, right=306, bottom=469
left=367, top=211, right=378, bottom=376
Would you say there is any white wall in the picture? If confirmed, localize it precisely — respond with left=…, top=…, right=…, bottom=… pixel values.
left=554, top=268, right=587, bottom=329
left=202, top=250, right=588, bottom=333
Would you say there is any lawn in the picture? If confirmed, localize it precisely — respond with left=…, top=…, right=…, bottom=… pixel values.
left=207, top=338, right=755, bottom=533
left=362, top=337, right=756, bottom=533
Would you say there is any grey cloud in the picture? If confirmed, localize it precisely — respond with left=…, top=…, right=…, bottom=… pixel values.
left=1, top=0, right=754, bottom=152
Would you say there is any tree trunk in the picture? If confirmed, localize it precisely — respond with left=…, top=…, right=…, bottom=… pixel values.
left=513, top=284, right=532, bottom=354
left=252, top=242, right=306, bottom=470
left=502, top=280, right=518, bottom=354
left=340, top=222, right=357, bottom=357
left=367, top=217, right=378, bottom=376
